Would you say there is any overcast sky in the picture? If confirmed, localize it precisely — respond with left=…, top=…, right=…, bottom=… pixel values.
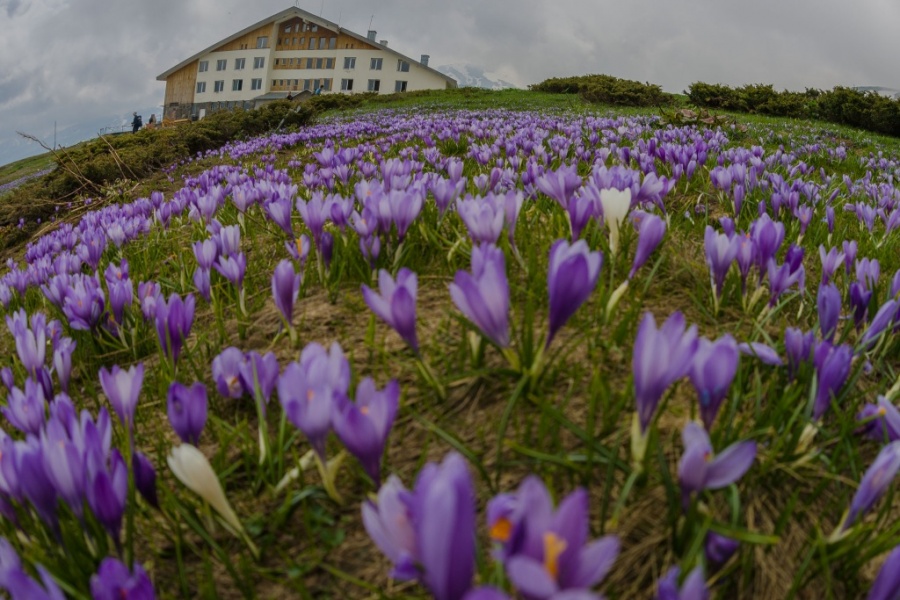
left=1, top=0, right=899, bottom=165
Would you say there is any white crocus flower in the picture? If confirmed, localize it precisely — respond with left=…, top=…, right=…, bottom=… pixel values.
left=599, top=187, right=632, bottom=257
left=168, top=444, right=244, bottom=535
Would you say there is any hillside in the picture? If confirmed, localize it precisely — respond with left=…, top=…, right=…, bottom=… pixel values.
left=1, top=87, right=900, bottom=599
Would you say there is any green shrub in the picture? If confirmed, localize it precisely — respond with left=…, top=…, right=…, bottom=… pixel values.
left=532, top=74, right=675, bottom=107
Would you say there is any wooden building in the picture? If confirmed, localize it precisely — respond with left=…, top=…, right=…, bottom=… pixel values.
left=157, top=7, right=457, bottom=121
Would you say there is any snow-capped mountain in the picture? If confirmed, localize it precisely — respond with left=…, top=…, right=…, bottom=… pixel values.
left=436, top=64, right=519, bottom=90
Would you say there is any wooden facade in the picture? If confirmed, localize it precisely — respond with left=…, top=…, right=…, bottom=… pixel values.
left=214, top=24, right=276, bottom=52
left=163, top=61, right=198, bottom=118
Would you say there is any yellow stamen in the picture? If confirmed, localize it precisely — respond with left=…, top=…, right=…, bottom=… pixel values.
left=489, top=518, right=512, bottom=543
left=543, top=532, right=567, bottom=580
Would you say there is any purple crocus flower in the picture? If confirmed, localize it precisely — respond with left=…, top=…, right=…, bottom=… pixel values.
left=784, top=327, right=815, bottom=380
left=193, top=239, right=219, bottom=270
left=362, top=268, right=419, bottom=352
left=737, top=341, right=783, bottom=366
left=99, top=363, right=144, bottom=429
left=547, top=239, right=602, bottom=345
left=819, top=245, right=845, bottom=285
left=154, top=292, right=195, bottom=363
left=167, top=382, right=208, bottom=445
left=332, top=378, right=399, bottom=486
left=90, top=557, right=156, bottom=600
left=40, top=424, right=85, bottom=517
left=463, top=588, right=510, bottom=600
left=132, top=450, right=158, bottom=509
left=450, top=244, right=510, bottom=348
left=361, top=475, right=419, bottom=580
left=9, top=310, right=45, bottom=377
left=868, top=544, right=900, bottom=600
left=705, top=532, right=739, bottom=569
left=1, top=564, right=66, bottom=600
left=633, top=312, right=699, bottom=433
left=278, top=341, right=350, bottom=458
left=214, top=252, right=247, bottom=290
left=456, top=196, right=505, bottom=245
left=137, top=281, right=161, bottom=321
left=678, top=422, right=756, bottom=509
left=857, top=396, right=900, bottom=442
left=238, top=351, right=280, bottom=412
left=87, top=448, right=128, bottom=542
left=63, top=274, right=105, bottom=331
left=704, top=226, right=738, bottom=299
left=656, top=566, right=709, bottom=600
left=751, top=214, right=784, bottom=269
left=813, top=341, right=853, bottom=420
left=688, top=335, right=739, bottom=430
left=817, top=283, right=841, bottom=342
left=861, top=300, right=899, bottom=349
left=766, top=259, right=804, bottom=307
left=272, top=259, right=301, bottom=325
left=629, top=211, right=666, bottom=279
left=192, top=268, right=211, bottom=303
left=414, top=452, right=477, bottom=600
left=536, top=165, right=582, bottom=207
left=842, top=441, right=900, bottom=530
left=363, top=452, right=476, bottom=600
left=849, top=282, right=873, bottom=329
left=3, top=379, right=47, bottom=436
left=486, top=476, right=619, bottom=600
left=212, top=347, right=248, bottom=399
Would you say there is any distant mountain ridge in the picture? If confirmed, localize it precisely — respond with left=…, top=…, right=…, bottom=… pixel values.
left=436, top=64, right=519, bottom=90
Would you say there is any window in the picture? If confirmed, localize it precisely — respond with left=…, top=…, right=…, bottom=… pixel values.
left=253, top=57, right=265, bottom=69
left=316, top=58, right=323, bottom=69
left=341, top=78, right=353, bottom=91
left=284, top=25, right=292, bottom=33
left=292, top=37, right=297, bottom=45
left=329, top=37, right=336, bottom=49
left=367, top=79, right=380, bottom=92
left=397, top=60, right=410, bottom=72
left=214, top=80, right=224, bottom=93
left=311, top=24, right=318, bottom=31
left=324, top=79, right=332, bottom=91
left=232, top=79, right=243, bottom=91
left=198, top=61, right=209, bottom=73
left=344, top=57, right=356, bottom=69
left=395, top=80, right=408, bottom=92
left=234, top=58, right=245, bottom=70
left=309, top=37, right=316, bottom=49
left=295, top=24, right=300, bottom=32
left=326, top=58, right=334, bottom=69
left=256, top=36, right=268, bottom=48
left=303, top=79, right=311, bottom=91
left=196, top=81, right=207, bottom=93
left=306, top=58, right=313, bottom=69
left=251, top=78, right=262, bottom=90
left=216, top=59, right=227, bottom=71
left=277, top=38, right=282, bottom=46
left=300, top=37, right=305, bottom=46
left=318, top=38, right=327, bottom=50
left=370, top=58, right=383, bottom=70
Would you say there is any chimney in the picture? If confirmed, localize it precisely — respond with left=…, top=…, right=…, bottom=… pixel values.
left=367, top=30, right=376, bottom=41
left=379, top=40, right=388, bottom=47
left=420, top=54, right=430, bottom=67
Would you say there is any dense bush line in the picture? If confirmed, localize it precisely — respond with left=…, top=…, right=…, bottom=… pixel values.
left=688, top=81, right=900, bottom=136
left=531, top=74, right=677, bottom=107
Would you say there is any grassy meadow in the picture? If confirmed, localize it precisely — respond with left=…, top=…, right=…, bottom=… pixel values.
left=0, top=87, right=899, bottom=599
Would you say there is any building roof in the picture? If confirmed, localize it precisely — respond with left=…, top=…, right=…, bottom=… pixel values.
left=156, top=6, right=456, bottom=86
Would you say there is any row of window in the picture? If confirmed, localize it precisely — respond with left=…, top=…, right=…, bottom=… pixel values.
left=199, top=57, right=265, bottom=73
left=284, top=22, right=319, bottom=33
left=278, top=36, right=338, bottom=50
left=340, top=79, right=408, bottom=92
left=275, top=57, right=335, bottom=69
left=197, top=79, right=263, bottom=93
left=199, top=55, right=410, bottom=75
left=272, top=79, right=333, bottom=92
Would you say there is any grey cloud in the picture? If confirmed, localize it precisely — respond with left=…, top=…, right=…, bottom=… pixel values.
left=2, top=0, right=900, bottom=165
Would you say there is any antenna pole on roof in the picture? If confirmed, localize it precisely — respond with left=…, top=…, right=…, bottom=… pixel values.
left=319, top=0, right=324, bottom=15
left=368, top=14, right=374, bottom=30
left=337, top=9, right=342, bottom=28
